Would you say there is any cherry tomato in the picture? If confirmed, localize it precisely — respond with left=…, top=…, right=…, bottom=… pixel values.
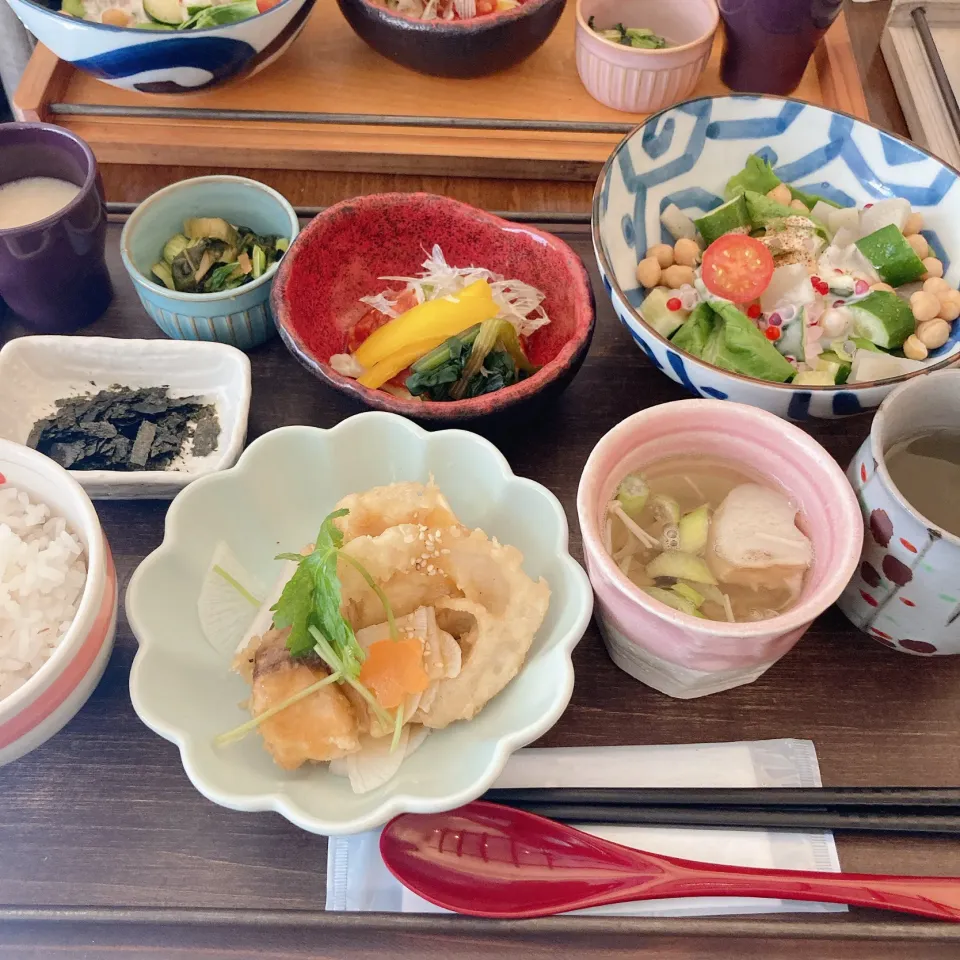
left=701, top=234, right=775, bottom=304
left=256, top=0, right=282, bottom=12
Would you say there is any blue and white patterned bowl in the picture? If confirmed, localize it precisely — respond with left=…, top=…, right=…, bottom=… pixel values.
left=6, top=0, right=315, bottom=93
left=592, top=95, right=960, bottom=420
left=121, top=175, right=300, bottom=351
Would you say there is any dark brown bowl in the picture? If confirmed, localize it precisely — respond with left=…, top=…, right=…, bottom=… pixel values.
left=271, top=192, right=595, bottom=428
left=335, top=0, right=566, bottom=78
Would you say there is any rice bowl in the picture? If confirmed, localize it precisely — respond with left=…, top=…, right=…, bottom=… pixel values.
left=0, top=439, right=118, bottom=766
left=0, top=485, right=87, bottom=703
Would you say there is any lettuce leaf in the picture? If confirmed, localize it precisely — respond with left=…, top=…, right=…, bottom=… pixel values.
left=724, top=155, right=782, bottom=201
left=669, top=301, right=796, bottom=384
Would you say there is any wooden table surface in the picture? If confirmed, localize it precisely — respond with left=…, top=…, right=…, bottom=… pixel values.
left=5, top=3, right=956, bottom=959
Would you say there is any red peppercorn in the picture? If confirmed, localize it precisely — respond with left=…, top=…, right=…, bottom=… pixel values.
left=811, top=275, right=822, bottom=288
left=864, top=203, right=873, bottom=209
left=765, top=326, right=781, bottom=341
left=667, top=297, right=682, bottom=312
left=746, top=303, right=762, bottom=319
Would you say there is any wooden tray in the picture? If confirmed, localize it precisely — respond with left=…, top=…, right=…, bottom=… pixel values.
left=13, top=8, right=868, bottom=181
left=882, top=0, right=960, bottom=168
left=2, top=211, right=960, bottom=960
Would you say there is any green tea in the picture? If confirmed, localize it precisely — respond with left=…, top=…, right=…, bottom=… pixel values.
left=886, top=431, right=960, bottom=537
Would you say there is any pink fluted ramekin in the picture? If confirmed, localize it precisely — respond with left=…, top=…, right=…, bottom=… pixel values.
left=577, top=400, right=863, bottom=698
left=0, top=440, right=117, bottom=765
left=575, top=0, right=719, bottom=114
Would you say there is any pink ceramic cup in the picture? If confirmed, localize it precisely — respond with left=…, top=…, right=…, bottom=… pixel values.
left=577, top=399, right=863, bottom=699
left=575, top=0, right=719, bottom=114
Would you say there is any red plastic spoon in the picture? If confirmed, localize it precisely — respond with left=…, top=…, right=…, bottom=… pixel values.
left=380, top=801, right=960, bottom=921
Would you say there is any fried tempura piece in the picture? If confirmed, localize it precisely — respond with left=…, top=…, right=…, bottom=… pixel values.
left=247, top=630, right=359, bottom=770
left=334, top=480, right=461, bottom=544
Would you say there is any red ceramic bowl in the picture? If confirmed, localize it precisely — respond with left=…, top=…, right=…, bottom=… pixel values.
left=272, top=193, right=595, bottom=425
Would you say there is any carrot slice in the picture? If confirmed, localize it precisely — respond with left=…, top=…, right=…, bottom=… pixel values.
left=359, top=638, right=429, bottom=709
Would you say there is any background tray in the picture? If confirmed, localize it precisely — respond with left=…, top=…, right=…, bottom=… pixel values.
left=882, top=0, right=960, bottom=168
left=13, top=8, right=868, bottom=181
left=2, top=212, right=960, bottom=958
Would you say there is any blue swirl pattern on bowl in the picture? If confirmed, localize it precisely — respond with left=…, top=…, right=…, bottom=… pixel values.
left=6, top=0, right=316, bottom=92
left=592, top=96, right=960, bottom=420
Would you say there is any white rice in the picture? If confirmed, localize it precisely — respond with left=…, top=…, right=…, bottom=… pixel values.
left=0, top=486, right=87, bottom=703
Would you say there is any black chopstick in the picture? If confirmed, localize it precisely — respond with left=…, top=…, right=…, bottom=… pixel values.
left=912, top=6, right=960, bottom=145
left=494, top=803, right=960, bottom=835
left=484, top=787, right=960, bottom=809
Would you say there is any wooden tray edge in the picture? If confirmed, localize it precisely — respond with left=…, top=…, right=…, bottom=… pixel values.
left=881, top=14, right=960, bottom=169
left=14, top=14, right=869, bottom=179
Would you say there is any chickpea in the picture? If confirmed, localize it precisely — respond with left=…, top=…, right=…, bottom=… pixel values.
left=635, top=257, right=662, bottom=289
left=906, top=234, right=930, bottom=259
left=922, top=257, right=944, bottom=280
left=101, top=7, right=132, bottom=25
left=923, top=276, right=951, bottom=296
left=939, top=299, right=960, bottom=322
left=944, top=289, right=960, bottom=308
left=662, top=264, right=696, bottom=289
left=903, top=335, right=929, bottom=361
left=673, top=237, right=701, bottom=267
left=767, top=184, right=792, bottom=206
left=646, top=243, right=674, bottom=269
left=870, top=282, right=895, bottom=294
left=909, top=290, right=940, bottom=324
left=903, top=212, right=924, bottom=237
left=917, top=319, right=951, bottom=350
left=789, top=199, right=809, bottom=213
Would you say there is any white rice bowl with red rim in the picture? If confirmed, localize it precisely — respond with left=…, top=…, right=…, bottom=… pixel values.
left=0, top=439, right=117, bottom=766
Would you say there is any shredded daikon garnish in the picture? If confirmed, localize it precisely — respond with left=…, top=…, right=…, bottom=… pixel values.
left=360, top=244, right=551, bottom=338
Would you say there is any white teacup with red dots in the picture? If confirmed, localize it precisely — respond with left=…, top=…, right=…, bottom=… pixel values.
left=838, top=369, right=960, bottom=655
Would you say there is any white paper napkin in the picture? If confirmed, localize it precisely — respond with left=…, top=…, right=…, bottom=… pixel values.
left=326, top=738, right=846, bottom=917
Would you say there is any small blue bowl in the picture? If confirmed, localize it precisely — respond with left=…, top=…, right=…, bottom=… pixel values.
left=121, top=176, right=299, bottom=351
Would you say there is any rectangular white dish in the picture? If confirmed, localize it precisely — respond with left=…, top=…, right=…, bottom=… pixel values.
left=0, top=336, right=251, bottom=499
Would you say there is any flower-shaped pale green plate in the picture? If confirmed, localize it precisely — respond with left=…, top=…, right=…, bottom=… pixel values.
left=126, top=412, right=592, bottom=835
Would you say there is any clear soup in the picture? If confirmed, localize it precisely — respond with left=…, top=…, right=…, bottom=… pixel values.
left=605, top=456, right=814, bottom=623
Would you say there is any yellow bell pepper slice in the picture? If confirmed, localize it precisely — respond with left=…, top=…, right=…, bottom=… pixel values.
left=357, top=337, right=446, bottom=390
left=354, top=280, right=496, bottom=369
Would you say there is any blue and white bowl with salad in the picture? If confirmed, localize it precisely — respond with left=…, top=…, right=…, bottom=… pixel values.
left=7, top=0, right=315, bottom=93
left=593, top=95, right=960, bottom=420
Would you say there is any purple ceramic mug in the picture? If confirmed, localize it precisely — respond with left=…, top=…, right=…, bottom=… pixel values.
left=718, top=0, right=843, bottom=95
left=0, top=123, right=112, bottom=333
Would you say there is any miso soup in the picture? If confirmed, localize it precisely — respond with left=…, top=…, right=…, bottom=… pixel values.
left=605, top=456, right=814, bottom=622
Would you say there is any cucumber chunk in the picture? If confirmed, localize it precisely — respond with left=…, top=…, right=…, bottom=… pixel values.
left=646, top=551, right=718, bottom=585
left=855, top=224, right=925, bottom=287
left=847, top=291, right=916, bottom=349
left=694, top=195, right=750, bottom=247
left=144, top=0, right=186, bottom=23
left=641, top=286, right=689, bottom=338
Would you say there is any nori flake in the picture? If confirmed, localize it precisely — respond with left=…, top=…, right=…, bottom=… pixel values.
left=27, top=385, right=220, bottom=472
